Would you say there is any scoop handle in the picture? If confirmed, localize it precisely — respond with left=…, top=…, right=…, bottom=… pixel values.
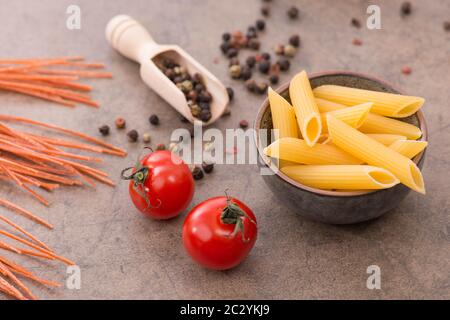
left=105, top=15, right=158, bottom=63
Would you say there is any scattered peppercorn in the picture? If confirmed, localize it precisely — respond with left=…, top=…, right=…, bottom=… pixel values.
left=256, top=19, right=266, bottom=31
left=220, top=42, right=230, bottom=54
left=156, top=143, right=166, bottom=151
left=277, top=58, right=290, bottom=71
left=274, top=44, right=285, bottom=55
left=401, top=66, right=412, bottom=75
left=352, top=38, right=363, bottom=46
left=241, top=66, right=253, bottom=80
left=99, top=125, right=110, bottom=136
left=222, top=32, right=231, bottom=41
left=229, top=57, right=240, bottom=66
left=245, top=79, right=257, bottom=92
left=239, top=119, right=249, bottom=129
left=444, top=21, right=450, bottom=31
left=142, top=132, right=151, bottom=143
left=261, top=5, right=270, bottom=17
left=202, top=161, right=215, bottom=174
left=284, top=44, right=296, bottom=57
left=259, top=60, right=271, bottom=74
left=289, top=34, right=300, bottom=47
left=149, top=114, right=159, bottom=125
left=226, top=87, right=234, bottom=101
left=248, top=39, right=261, bottom=50
left=226, top=47, right=238, bottom=58
left=115, top=117, right=126, bottom=129
left=269, top=74, right=279, bottom=85
left=262, top=52, right=271, bottom=60
left=287, top=6, right=299, bottom=19
left=351, top=18, right=361, bottom=28
left=229, top=64, right=241, bottom=79
left=256, top=82, right=268, bottom=95
left=246, top=56, right=256, bottom=68
left=401, top=2, right=411, bottom=16
left=127, top=130, right=138, bottom=142
left=192, top=166, right=204, bottom=180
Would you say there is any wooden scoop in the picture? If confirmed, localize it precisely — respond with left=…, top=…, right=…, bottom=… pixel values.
left=105, top=15, right=229, bottom=126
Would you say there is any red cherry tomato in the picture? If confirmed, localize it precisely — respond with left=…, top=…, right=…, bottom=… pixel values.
left=122, top=149, right=194, bottom=220
left=182, top=195, right=257, bottom=270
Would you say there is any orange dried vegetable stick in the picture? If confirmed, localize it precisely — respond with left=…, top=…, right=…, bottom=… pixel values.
left=46, top=155, right=109, bottom=177
left=6, top=166, right=81, bottom=186
left=78, top=168, right=115, bottom=186
left=0, top=261, right=37, bottom=300
left=0, top=115, right=127, bottom=154
left=0, top=73, right=78, bottom=82
left=0, top=56, right=83, bottom=64
left=3, top=156, right=73, bottom=176
left=0, top=257, right=60, bottom=287
left=66, top=61, right=105, bottom=69
left=0, top=215, right=51, bottom=251
left=36, top=69, right=113, bottom=78
left=22, top=185, right=50, bottom=206
left=11, top=173, right=60, bottom=191
left=41, top=80, right=92, bottom=92
left=74, top=168, right=96, bottom=188
left=0, top=198, right=53, bottom=229
left=0, top=275, right=26, bottom=300
left=0, top=256, right=31, bottom=276
left=0, top=59, right=68, bottom=73
left=0, top=84, right=76, bottom=107
left=0, top=239, right=22, bottom=254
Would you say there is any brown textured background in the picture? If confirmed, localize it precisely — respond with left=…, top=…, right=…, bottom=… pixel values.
left=0, top=0, right=448, bottom=299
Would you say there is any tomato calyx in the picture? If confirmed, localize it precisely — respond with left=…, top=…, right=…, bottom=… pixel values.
left=220, top=191, right=256, bottom=243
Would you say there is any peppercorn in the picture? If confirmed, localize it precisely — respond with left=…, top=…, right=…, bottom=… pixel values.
left=192, top=73, right=203, bottom=85
left=239, top=119, right=249, bottom=129
left=284, top=44, right=296, bottom=57
left=287, top=6, right=299, bottom=19
left=199, top=109, right=212, bottom=122
left=199, top=90, right=212, bottom=103
left=248, top=39, right=260, bottom=50
left=162, top=58, right=176, bottom=69
left=199, top=102, right=210, bottom=110
left=352, top=38, right=363, bottom=46
left=222, top=32, right=231, bottom=41
left=241, top=66, right=252, bottom=80
left=229, top=57, right=239, bottom=67
left=192, top=166, right=204, bottom=180
left=444, top=21, right=450, bottom=31
left=229, top=64, right=241, bottom=79
left=401, top=2, right=411, bottom=16
left=226, top=87, right=234, bottom=101
left=256, top=82, right=268, bottom=95
left=187, top=90, right=198, bottom=101
left=180, top=80, right=193, bottom=93
left=127, top=130, right=138, bottom=142
left=274, top=44, right=284, bottom=55
left=202, top=161, right=215, bottom=174
left=156, top=143, right=166, bottom=151
left=277, top=58, right=290, bottom=71
left=220, top=42, right=230, bottom=54
left=289, top=34, right=300, bottom=47
left=262, top=52, right=271, bottom=60
left=115, top=117, right=126, bottom=129
left=269, top=74, right=279, bottom=85
left=226, top=48, right=238, bottom=58
left=195, top=83, right=204, bottom=92
left=351, top=18, right=361, bottom=28
left=142, top=132, right=151, bottom=143
left=191, top=104, right=202, bottom=117
left=99, top=125, right=110, bottom=136
left=173, top=76, right=184, bottom=84
left=246, top=56, right=256, bottom=68
left=245, top=79, right=257, bottom=92
left=164, top=68, right=175, bottom=80
left=256, top=19, right=265, bottom=31
left=259, top=60, right=271, bottom=74
left=149, top=114, right=159, bottom=125
left=261, top=5, right=270, bottom=16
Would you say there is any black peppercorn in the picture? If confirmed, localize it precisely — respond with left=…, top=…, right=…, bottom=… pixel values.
left=195, top=83, right=205, bottom=92
left=199, top=102, right=210, bottom=110
left=149, top=114, right=159, bottom=125
left=248, top=39, right=260, bottom=50
left=246, top=56, right=256, bottom=68
left=289, top=34, right=300, bottom=47
left=226, top=87, right=234, bottom=101
left=256, top=82, right=268, bottom=95
left=127, top=130, right=138, bottom=142
left=192, top=166, right=204, bottom=180
left=99, top=125, right=110, bottom=136
left=259, top=60, right=271, bottom=74
left=199, top=109, right=212, bottom=122
left=241, top=66, right=252, bottom=80
left=400, top=2, right=411, bottom=16
left=192, top=73, right=203, bottom=84
left=222, top=32, right=231, bottom=41
left=199, top=91, right=212, bottom=103
left=277, top=58, right=290, bottom=71
left=239, top=119, right=249, bottom=129
left=269, top=74, right=279, bottom=85
left=202, top=161, right=214, bottom=174
left=245, top=79, right=257, bottom=92
left=261, top=5, right=270, bottom=16
left=287, top=6, right=299, bottom=19
left=256, top=19, right=265, bottom=31
left=229, top=57, right=240, bottom=66
left=220, top=42, right=230, bottom=54
left=351, top=18, right=361, bottom=28
left=262, top=52, right=271, bottom=60
left=187, top=90, right=198, bottom=101
left=162, top=58, right=176, bottom=69
left=226, top=48, right=238, bottom=58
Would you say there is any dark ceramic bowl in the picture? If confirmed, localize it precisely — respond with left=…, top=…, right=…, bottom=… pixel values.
left=255, top=71, right=427, bottom=224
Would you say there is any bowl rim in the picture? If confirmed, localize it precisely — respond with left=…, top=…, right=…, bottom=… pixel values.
left=254, top=70, right=428, bottom=198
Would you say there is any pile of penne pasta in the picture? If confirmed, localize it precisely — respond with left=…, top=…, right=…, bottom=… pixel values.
left=264, top=70, right=427, bottom=194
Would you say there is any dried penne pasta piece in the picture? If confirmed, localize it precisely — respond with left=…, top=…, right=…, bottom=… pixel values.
left=313, top=85, right=424, bottom=118
left=327, top=115, right=425, bottom=194
left=263, top=137, right=362, bottom=165
left=289, top=71, right=321, bottom=146
left=268, top=87, right=299, bottom=139
left=282, top=165, right=400, bottom=190
left=320, top=102, right=372, bottom=133
left=315, top=98, right=345, bottom=113
left=365, top=134, right=407, bottom=146
left=389, top=140, right=428, bottom=159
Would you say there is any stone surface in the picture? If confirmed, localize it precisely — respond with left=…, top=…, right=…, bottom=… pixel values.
left=0, top=0, right=448, bottom=299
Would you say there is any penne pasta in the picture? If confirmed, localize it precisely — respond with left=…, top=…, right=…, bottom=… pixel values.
left=282, top=165, right=400, bottom=190
left=264, top=137, right=362, bottom=165
left=313, top=85, right=425, bottom=118
left=365, top=134, right=407, bottom=146
left=289, top=71, right=322, bottom=146
left=320, top=102, right=372, bottom=133
left=389, top=140, right=428, bottom=159
left=327, top=115, right=425, bottom=194
left=268, top=87, right=299, bottom=139
left=316, top=98, right=422, bottom=139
